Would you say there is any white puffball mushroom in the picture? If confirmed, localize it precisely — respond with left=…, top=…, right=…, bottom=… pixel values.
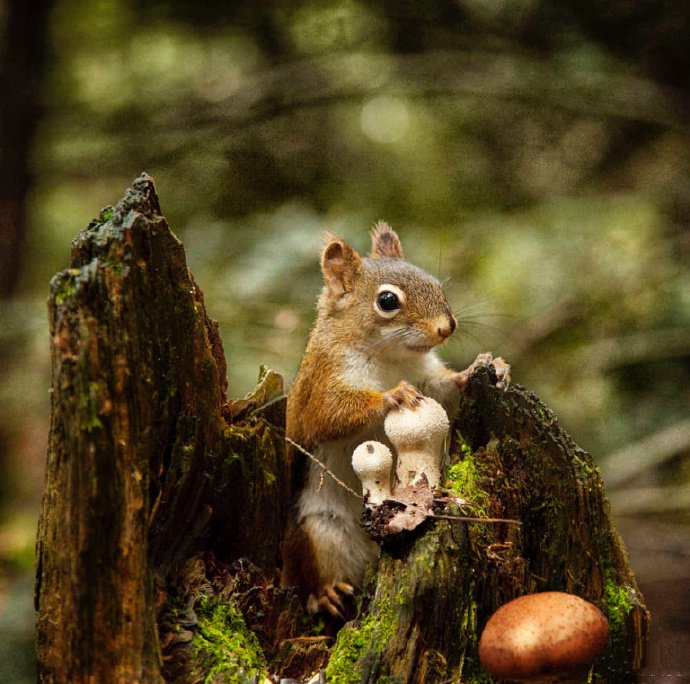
left=384, top=396, right=450, bottom=488
left=352, top=440, right=394, bottom=505
left=478, top=591, right=610, bottom=683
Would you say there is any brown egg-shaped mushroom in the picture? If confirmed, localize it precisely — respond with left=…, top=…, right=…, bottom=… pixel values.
left=478, top=591, right=610, bottom=683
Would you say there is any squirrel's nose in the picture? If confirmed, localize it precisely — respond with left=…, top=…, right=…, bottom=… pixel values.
left=437, top=316, right=457, bottom=339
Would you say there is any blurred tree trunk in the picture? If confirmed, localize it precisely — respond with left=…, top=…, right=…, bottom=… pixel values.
left=34, top=174, right=648, bottom=683
left=0, top=0, right=53, bottom=298
left=0, top=0, right=54, bottom=530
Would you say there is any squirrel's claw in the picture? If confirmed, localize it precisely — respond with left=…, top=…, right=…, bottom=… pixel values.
left=491, top=356, right=511, bottom=390
left=454, top=352, right=511, bottom=391
left=307, top=582, right=355, bottom=620
left=384, top=380, right=424, bottom=411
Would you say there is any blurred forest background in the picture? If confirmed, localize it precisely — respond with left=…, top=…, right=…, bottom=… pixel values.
left=1, top=0, right=689, bottom=682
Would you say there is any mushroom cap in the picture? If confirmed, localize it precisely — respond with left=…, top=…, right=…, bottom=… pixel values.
left=478, top=592, right=610, bottom=682
left=352, top=441, right=393, bottom=478
left=384, top=396, right=449, bottom=448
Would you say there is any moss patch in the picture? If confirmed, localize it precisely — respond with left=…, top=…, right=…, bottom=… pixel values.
left=446, top=452, right=491, bottom=518
left=192, top=595, right=267, bottom=684
left=77, top=381, right=104, bottom=433
left=602, top=569, right=634, bottom=646
left=54, top=269, right=81, bottom=305
left=325, top=594, right=397, bottom=683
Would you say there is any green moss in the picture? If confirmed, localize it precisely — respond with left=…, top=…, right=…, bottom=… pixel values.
left=571, top=447, right=597, bottom=479
left=223, top=423, right=250, bottom=441
left=78, top=381, right=104, bottom=433
left=192, top=595, right=267, bottom=684
left=219, top=417, right=281, bottom=495
left=602, top=569, right=634, bottom=646
left=103, top=258, right=124, bottom=276
left=455, top=430, right=473, bottom=457
left=79, top=413, right=104, bottom=433
left=455, top=594, right=498, bottom=682
left=261, top=468, right=276, bottom=486
left=54, top=269, right=81, bottom=304
left=534, top=401, right=549, bottom=421
left=460, top=597, right=478, bottom=634
left=325, top=592, right=397, bottom=683
left=86, top=206, right=115, bottom=230
left=224, top=451, right=242, bottom=465
left=446, top=457, right=490, bottom=518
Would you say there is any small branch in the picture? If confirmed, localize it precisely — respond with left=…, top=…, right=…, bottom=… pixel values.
left=608, top=485, right=690, bottom=516
left=576, top=328, right=690, bottom=374
left=429, top=513, right=522, bottom=525
left=286, top=437, right=363, bottom=500
left=602, top=417, right=690, bottom=488
left=286, top=438, right=522, bottom=525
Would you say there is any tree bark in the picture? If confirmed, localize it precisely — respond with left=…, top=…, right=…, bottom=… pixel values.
left=35, top=174, right=648, bottom=683
left=35, top=174, right=286, bottom=682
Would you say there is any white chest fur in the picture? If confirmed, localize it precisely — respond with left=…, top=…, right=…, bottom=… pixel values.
left=342, top=349, right=437, bottom=391
left=296, top=348, right=459, bottom=587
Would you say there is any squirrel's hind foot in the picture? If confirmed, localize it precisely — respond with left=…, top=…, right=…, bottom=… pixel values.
left=307, top=581, right=356, bottom=620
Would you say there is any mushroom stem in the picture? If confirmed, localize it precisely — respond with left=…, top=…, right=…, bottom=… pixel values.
left=351, top=441, right=394, bottom=505
left=396, top=448, right=441, bottom=489
left=383, top=396, right=450, bottom=489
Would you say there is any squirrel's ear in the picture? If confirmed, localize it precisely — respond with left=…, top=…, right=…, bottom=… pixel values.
left=370, top=221, right=404, bottom=259
left=321, top=235, right=362, bottom=296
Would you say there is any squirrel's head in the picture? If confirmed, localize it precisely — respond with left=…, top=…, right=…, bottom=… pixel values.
left=318, top=221, right=457, bottom=359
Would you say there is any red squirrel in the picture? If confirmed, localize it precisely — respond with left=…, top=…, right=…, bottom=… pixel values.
left=281, top=222, right=509, bottom=617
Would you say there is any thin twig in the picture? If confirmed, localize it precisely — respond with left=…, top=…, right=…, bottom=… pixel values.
left=285, top=436, right=363, bottom=500
left=286, top=436, right=522, bottom=525
left=386, top=499, right=521, bottom=525
left=248, top=392, right=287, bottom=415
left=430, top=513, right=521, bottom=525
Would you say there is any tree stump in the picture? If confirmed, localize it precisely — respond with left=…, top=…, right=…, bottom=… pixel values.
left=327, top=368, right=649, bottom=682
left=34, top=174, right=648, bottom=683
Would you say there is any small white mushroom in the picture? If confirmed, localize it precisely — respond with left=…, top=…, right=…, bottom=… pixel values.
left=352, top=441, right=394, bottom=505
left=384, top=396, right=450, bottom=488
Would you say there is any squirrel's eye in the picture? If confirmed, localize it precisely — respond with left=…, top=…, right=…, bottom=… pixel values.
left=376, top=290, right=400, bottom=312
left=374, top=283, right=406, bottom=318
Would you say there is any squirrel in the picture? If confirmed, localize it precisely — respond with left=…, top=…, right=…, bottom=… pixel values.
left=281, top=222, right=510, bottom=618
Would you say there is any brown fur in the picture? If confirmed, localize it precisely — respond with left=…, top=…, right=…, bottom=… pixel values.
left=370, top=220, right=404, bottom=259
left=280, top=519, right=321, bottom=604
left=282, top=224, right=460, bottom=608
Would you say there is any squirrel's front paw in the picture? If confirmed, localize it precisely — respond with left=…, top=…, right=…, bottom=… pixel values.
left=383, top=380, right=424, bottom=411
left=306, top=581, right=355, bottom=620
left=453, top=352, right=511, bottom=391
